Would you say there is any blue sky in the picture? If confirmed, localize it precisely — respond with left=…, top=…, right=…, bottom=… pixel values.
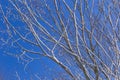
left=0, top=0, right=72, bottom=79
left=0, top=0, right=61, bottom=80
left=0, top=0, right=119, bottom=80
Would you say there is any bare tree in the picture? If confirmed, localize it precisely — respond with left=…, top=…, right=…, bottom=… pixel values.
left=0, top=0, right=120, bottom=80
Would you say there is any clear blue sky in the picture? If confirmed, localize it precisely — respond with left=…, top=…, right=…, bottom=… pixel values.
left=0, top=0, right=66, bottom=80
left=0, top=0, right=115, bottom=80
